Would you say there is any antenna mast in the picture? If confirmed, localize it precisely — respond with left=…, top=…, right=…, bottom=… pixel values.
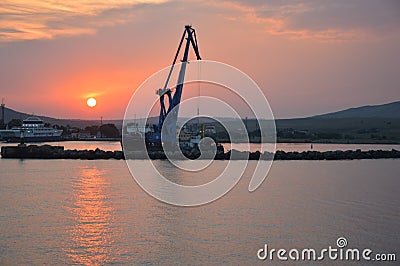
left=1, top=98, right=5, bottom=128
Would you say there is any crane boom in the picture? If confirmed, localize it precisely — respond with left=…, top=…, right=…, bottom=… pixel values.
left=153, top=25, right=201, bottom=143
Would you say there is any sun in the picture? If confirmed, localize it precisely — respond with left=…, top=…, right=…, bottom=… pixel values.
left=87, top=97, right=97, bottom=108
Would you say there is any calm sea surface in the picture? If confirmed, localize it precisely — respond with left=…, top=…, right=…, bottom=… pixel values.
left=0, top=155, right=399, bottom=265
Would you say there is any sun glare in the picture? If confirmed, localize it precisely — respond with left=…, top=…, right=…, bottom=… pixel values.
left=87, top=97, right=97, bottom=108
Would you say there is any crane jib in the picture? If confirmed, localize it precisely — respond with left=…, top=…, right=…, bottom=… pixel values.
left=155, top=25, right=201, bottom=143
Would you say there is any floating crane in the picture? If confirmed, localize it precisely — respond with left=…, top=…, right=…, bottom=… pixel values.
left=147, top=25, right=201, bottom=145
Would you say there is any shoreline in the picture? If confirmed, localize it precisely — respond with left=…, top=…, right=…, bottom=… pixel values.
left=275, top=139, right=400, bottom=145
left=1, top=144, right=399, bottom=160
left=2, top=139, right=400, bottom=145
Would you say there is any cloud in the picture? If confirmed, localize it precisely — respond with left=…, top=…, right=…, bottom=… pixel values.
left=217, top=0, right=400, bottom=41
left=0, top=0, right=168, bottom=42
left=2, top=0, right=398, bottom=43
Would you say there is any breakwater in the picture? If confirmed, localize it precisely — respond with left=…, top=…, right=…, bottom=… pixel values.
left=1, top=144, right=400, bottom=160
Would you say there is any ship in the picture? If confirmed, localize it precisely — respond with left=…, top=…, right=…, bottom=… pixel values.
left=0, top=117, right=63, bottom=143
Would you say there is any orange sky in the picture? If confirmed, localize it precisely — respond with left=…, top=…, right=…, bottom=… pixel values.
left=0, top=0, right=399, bottom=119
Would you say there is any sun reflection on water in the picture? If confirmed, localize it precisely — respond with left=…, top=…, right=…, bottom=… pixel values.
left=66, top=166, right=115, bottom=265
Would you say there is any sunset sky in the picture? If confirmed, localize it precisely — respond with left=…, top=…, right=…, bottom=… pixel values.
left=0, top=0, right=399, bottom=119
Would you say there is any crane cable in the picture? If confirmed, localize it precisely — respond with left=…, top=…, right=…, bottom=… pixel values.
left=197, top=61, right=201, bottom=130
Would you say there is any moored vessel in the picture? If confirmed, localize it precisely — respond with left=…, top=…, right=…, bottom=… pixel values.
left=0, top=117, right=63, bottom=143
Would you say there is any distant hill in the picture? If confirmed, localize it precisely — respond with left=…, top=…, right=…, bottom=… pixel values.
left=0, top=106, right=122, bottom=129
left=2, top=100, right=399, bottom=124
left=312, top=101, right=400, bottom=119
left=275, top=101, right=400, bottom=143
left=2, top=106, right=57, bottom=124
left=1, top=100, right=400, bottom=143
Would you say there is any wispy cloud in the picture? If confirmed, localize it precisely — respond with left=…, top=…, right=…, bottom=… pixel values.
left=216, top=0, right=400, bottom=42
left=0, top=0, right=167, bottom=42
left=2, top=0, right=398, bottom=43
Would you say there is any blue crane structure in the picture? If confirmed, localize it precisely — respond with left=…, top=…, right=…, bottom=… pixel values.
left=148, top=25, right=201, bottom=144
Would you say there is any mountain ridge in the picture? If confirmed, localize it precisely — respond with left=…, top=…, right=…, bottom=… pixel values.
left=0, top=106, right=122, bottom=128
left=311, top=101, right=400, bottom=119
left=1, top=100, right=399, bottom=127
